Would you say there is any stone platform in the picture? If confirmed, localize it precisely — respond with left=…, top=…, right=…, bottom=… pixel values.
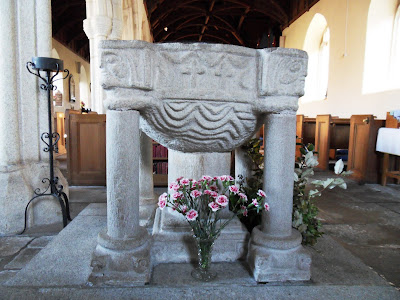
left=2, top=202, right=399, bottom=299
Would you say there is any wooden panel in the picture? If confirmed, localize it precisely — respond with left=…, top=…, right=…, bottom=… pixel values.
left=68, top=114, right=106, bottom=186
left=55, top=112, right=66, bottom=155
left=303, top=117, right=316, bottom=145
left=296, top=115, right=304, bottom=158
left=348, top=115, right=384, bottom=183
left=381, top=112, right=400, bottom=185
left=315, top=115, right=331, bottom=170
left=386, top=112, right=400, bottom=128
left=154, top=174, right=168, bottom=186
left=330, top=121, right=350, bottom=149
left=65, top=109, right=81, bottom=180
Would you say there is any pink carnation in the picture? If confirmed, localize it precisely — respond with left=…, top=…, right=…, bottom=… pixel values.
left=210, top=186, right=218, bottom=191
left=169, top=182, right=180, bottom=192
left=208, top=202, right=220, bottom=212
left=186, top=209, right=198, bottom=221
left=238, top=193, right=248, bottom=201
left=202, top=175, right=213, bottom=181
left=204, top=190, right=213, bottom=196
left=176, top=176, right=183, bottom=182
left=241, top=205, right=248, bottom=217
left=252, top=199, right=259, bottom=207
left=172, top=192, right=183, bottom=200
left=158, top=193, right=167, bottom=210
left=216, top=195, right=228, bottom=207
left=191, top=190, right=202, bottom=198
left=257, top=190, right=267, bottom=198
left=219, top=175, right=228, bottom=181
left=181, top=178, right=190, bottom=185
left=228, top=175, right=235, bottom=181
left=229, top=185, right=239, bottom=194
left=264, top=203, right=270, bottom=211
left=180, top=205, right=188, bottom=213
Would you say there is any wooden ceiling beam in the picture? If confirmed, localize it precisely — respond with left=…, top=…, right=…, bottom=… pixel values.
left=52, top=1, right=84, bottom=19
left=154, top=13, right=205, bottom=38
left=199, top=0, right=215, bottom=42
left=152, top=0, right=198, bottom=27
left=212, top=15, right=245, bottom=45
left=174, top=33, right=233, bottom=44
left=237, top=7, right=250, bottom=31
left=69, top=31, right=87, bottom=44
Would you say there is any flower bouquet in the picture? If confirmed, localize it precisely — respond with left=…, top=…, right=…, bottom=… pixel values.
left=158, top=175, right=269, bottom=281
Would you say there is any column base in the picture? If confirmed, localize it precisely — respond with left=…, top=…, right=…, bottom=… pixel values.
left=139, top=194, right=157, bottom=227
left=89, top=226, right=151, bottom=286
left=247, top=226, right=311, bottom=282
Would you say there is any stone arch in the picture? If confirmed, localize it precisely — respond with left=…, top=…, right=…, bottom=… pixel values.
left=301, top=13, right=330, bottom=104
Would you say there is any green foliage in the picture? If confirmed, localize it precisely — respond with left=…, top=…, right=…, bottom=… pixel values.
left=233, top=139, right=264, bottom=232
left=236, top=137, right=350, bottom=246
left=293, top=143, right=323, bottom=246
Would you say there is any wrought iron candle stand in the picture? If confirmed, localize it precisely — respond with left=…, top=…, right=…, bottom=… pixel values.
left=21, top=57, right=72, bottom=234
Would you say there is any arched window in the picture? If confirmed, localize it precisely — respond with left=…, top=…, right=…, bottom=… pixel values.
left=390, top=4, right=400, bottom=84
left=301, top=13, right=330, bottom=103
left=363, top=0, right=400, bottom=93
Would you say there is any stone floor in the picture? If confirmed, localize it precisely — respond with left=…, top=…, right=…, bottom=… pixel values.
left=0, top=171, right=399, bottom=299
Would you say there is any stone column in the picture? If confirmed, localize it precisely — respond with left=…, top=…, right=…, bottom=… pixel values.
left=247, top=113, right=311, bottom=282
left=139, top=131, right=156, bottom=226
left=84, top=0, right=122, bottom=114
left=91, top=110, right=151, bottom=285
left=0, top=0, right=68, bottom=234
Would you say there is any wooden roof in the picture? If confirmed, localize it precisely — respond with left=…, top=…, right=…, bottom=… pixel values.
left=51, top=0, right=318, bottom=62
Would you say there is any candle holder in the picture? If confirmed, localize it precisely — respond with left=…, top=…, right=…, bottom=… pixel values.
left=21, top=57, right=72, bottom=233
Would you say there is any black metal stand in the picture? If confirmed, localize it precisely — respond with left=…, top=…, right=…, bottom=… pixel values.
left=21, top=57, right=72, bottom=234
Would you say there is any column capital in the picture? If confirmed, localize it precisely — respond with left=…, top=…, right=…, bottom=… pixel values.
left=83, top=16, right=112, bottom=39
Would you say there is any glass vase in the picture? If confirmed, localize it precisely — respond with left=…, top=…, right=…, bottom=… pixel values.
left=191, top=236, right=217, bottom=281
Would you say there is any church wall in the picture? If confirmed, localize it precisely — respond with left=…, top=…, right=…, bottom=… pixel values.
left=51, top=38, right=91, bottom=112
left=283, top=0, right=400, bottom=119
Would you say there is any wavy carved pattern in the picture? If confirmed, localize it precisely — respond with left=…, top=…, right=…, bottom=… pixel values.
left=141, top=100, right=258, bottom=152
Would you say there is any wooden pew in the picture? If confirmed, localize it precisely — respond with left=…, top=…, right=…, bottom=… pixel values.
left=65, top=110, right=106, bottom=186
left=53, top=112, right=67, bottom=156
left=347, top=115, right=385, bottom=183
left=296, top=115, right=316, bottom=158
left=314, top=115, right=350, bottom=170
left=381, top=112, right=400, bottom=185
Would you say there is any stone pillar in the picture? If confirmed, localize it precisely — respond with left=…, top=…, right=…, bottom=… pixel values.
left=91, top=110, right=151, bottom=285
left=139, top=131, right=156, bottom=226
left=85, top=0, right=156, bottom=226
left=0, top=0, right=68, bottom=234
left=84, top=0, right=122, bottom=114
left=247, top=113, right=311, bottom=282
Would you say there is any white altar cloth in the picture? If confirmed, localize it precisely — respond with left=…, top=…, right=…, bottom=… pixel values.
left=376, top=128, right=400, bottom=156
